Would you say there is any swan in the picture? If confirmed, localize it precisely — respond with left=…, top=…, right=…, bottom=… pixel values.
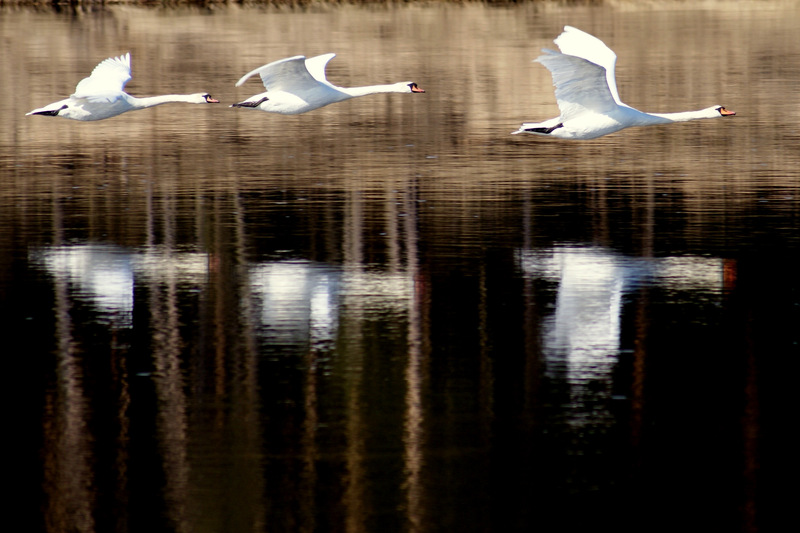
left=26, top=53, right=219, bottom=121
left=512, top=26, right=735, bottom=140
left=231, top=53, right=425, bottom=115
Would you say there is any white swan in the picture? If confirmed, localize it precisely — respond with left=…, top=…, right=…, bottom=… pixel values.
left=26, top=53, right=219, bottom=121
left=231, top=53, right=425, bottom=115
left=512, top=26, right=735, bottom=140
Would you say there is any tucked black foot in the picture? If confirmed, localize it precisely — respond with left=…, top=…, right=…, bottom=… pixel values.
left=231, top=97, right=269, bottom=108
left=32, top=105, right=68, bottom=117
left=525, top=123, right=563, bottom=134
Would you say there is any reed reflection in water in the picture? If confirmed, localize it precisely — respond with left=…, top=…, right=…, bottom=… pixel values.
left=3, top=3, right=798, bottom=533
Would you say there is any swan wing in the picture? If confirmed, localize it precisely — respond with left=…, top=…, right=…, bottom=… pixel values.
left=235, top=55, right=322, bottom=94
left=552, top=26, right=622, bottom=105
left=304, top=53, right=337, bottom=86
left=72, top=53, right=132, bottom=103
left=537, top=49, right=619, bottom=121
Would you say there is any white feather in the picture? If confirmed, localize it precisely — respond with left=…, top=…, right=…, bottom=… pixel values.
left=232, top=53, right=425, bottom=115
left=27, top=53, right=218, bottom=121
left=513, top=26, right=735, bottom=140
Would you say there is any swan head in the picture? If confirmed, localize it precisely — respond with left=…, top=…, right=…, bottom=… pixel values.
left=714, top=106, right=736, bottom=117
left=192, top=93, right=220, bottom=104
left=402, top=82, right=426, bottom=93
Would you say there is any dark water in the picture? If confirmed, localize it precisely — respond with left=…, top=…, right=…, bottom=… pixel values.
left=2, top=4, right=798, bottom=532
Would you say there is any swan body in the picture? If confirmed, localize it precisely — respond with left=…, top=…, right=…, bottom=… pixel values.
left=231, top=53, right=425, bottom=115
left=512, top=26, right=735, bottom=140
left=26, top=53, right=219, bottom=121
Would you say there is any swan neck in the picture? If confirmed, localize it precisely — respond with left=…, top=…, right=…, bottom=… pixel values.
left=341, top=84, right=403, bottom=97
left=129, top=94, right=198, bottom=108
left=648, top=110, right=711, bottom=123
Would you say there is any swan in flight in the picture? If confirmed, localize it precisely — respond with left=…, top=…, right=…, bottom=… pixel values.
left=512, top=26, right=735, bottom=140
left=231, top=53, right=425, bottom=115
left=26, top=53, right=219, bottom=121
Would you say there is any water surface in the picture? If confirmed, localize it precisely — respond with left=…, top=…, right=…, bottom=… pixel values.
left=2, top=3, right=797, bottom=532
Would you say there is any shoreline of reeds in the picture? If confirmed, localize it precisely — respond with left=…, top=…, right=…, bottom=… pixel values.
left=1, top=0, right=785, bottom=14
left=1, top=0, right=606, bottom=9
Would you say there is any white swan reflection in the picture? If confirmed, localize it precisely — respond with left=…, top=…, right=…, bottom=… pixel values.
left=30, top=243, right=415, bottom=349
left=31, top=244, right=136, bottom=324
left=521, top=246, right=632, bottom=385
left=517, top=245, right=726, bottom=419
left=248, top=261, right=414, bottom=348
left=30, top=244, right=210, bottom=327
